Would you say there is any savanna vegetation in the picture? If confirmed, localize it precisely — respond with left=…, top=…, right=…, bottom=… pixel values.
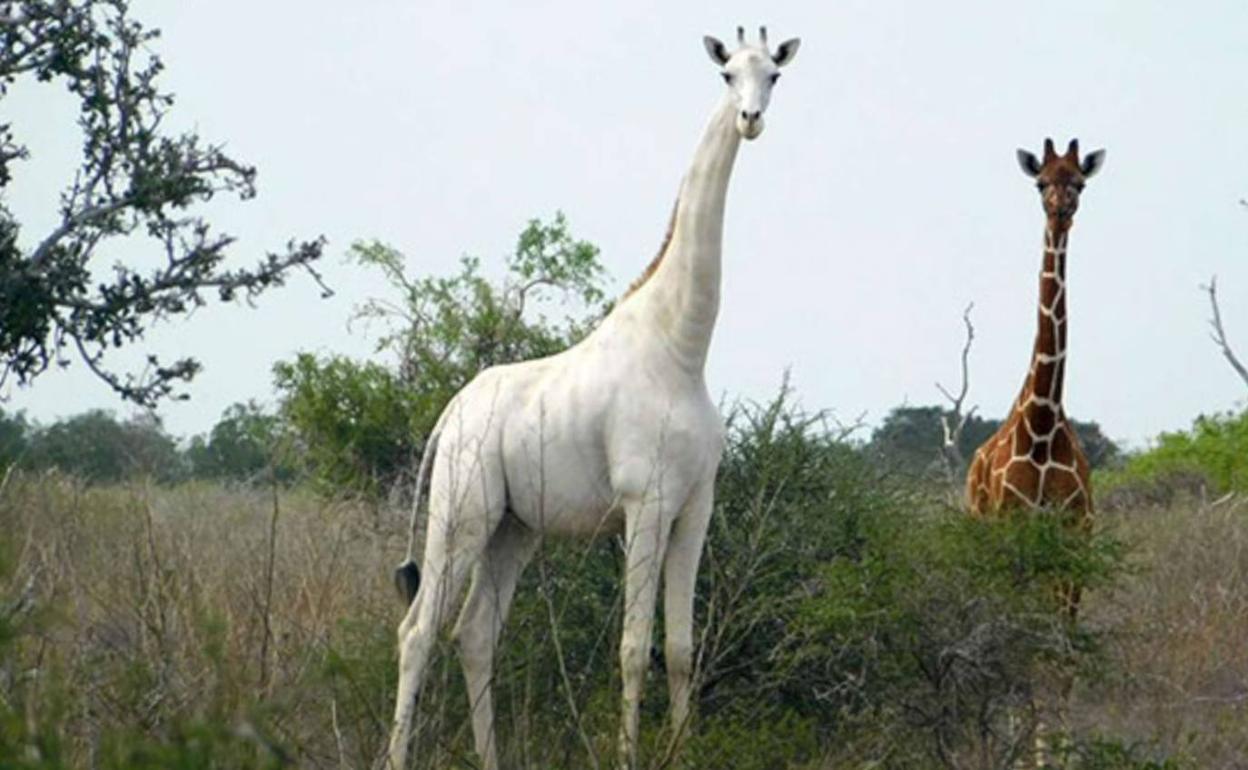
left=2, top=206, right=1246, bottom=769
left=3, top=4, right=1248, bottom=769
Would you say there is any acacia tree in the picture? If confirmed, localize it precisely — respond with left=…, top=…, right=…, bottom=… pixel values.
left=0, top=1, right=326, bottom=406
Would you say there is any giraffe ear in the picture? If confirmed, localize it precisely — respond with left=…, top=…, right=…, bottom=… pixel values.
left=1080, top=149, right=1106, bottom=178
left=1017, top=149, right=1042, bottom=178
left=772, top=38, right=801, bottom=67
left=703, top=35, right=730, bottom=66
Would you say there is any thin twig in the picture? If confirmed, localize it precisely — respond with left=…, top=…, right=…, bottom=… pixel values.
left=331, top=698, right=349, bottom=770
left=259, top=465, right=281, bottom=692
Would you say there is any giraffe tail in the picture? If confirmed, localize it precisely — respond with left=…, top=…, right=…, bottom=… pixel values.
left=394, top=408, right=448, bottom=606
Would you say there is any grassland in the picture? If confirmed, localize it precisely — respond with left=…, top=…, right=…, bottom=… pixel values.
left=1, top=468, right=1245, bottom=768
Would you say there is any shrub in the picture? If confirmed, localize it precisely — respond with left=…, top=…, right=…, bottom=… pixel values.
left=792, top=508, right=1124, bottom=767
left=1099, top=409, right=1248, bottom=502
left=272, top=354, right=418, bottom=496
left=185, top=402, right=295, bottom=484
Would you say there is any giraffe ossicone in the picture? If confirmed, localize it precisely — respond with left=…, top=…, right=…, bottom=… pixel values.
left=385, top=26, right=800, bottom=770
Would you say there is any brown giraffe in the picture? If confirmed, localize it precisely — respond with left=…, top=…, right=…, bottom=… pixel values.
left=965, top=136, right=1106, bottom=767
left=965, top=137, right=1106, bottom=572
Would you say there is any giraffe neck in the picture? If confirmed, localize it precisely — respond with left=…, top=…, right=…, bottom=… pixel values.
left=1019, top=220, right=1071, bottom=418
left=637, top=93, right=741, bottom=370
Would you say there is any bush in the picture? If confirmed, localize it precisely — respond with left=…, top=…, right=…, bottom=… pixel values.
left=1099, top=409, right=1248, bottom=502
left=793, top=509, right=1124, bottom=767
left=184, top=402, right=294, bottom=484
left=272, top=354, right=417, bottom=496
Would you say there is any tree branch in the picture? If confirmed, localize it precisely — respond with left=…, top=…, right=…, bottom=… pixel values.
left=936, top=302, right=977, bottom=487
left=30, top=196, right=135, bottom=266
left=1201, top=275, right=1248, bottom=390
left=0, top=1, right=328, bottom=405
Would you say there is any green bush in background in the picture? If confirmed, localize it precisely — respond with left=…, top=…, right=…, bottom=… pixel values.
left=1099, top=409, right=1248, bottom=501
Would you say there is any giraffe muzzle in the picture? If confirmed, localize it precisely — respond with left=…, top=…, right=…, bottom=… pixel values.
left=737, top=110, right=764, bottom=140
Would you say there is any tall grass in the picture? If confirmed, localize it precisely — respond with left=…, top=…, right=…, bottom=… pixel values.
left=0, top=474, right=401, bottom=768
left=1078, top=493, right=1248, bottom=768
left=1, top=420, right=1245, bottom=768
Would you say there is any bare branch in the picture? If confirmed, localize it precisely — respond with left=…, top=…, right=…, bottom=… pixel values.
left=936, top=302, right=977, bottom=487
left=1201, top=275, right=1248, bottom=390
left=29, top=197, right=136, bottom=266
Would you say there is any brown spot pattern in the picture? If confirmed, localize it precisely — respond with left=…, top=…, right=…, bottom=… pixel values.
left=965, top=203, right=1094, bottom=554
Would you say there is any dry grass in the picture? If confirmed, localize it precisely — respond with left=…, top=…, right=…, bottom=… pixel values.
left=0, top=472, right=408, bottom=768
left=3, top=472, right=1248, bottom=768
left=1078, top=494, right=1248, bottom=767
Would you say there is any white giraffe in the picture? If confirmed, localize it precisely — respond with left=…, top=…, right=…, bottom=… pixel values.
left=386, top=27, right=800, bottom=770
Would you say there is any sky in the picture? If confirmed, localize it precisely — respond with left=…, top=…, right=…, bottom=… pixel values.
left=3, top=1, right=1247, bottom=448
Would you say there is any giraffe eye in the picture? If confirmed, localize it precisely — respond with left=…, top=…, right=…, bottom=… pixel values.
left=769, top=72, right=781, bottom=84
left=721, top=72, right=733, bottom=84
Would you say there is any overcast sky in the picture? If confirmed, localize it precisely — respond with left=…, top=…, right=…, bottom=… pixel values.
left=4, top=1, right=1247, bottom=447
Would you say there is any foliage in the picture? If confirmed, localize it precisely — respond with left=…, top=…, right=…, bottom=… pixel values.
left=0, top=0, right=325, bottom=406
left=0, top=406, right=27, bottom=471
left=275, top=213, right=607, bottom=496
left=350, top=211, right=606, bottom=384
left=1099, top=409, right=1248, bottom=499
left=870, top=404, right=1121, bottom=480
left=184, top=401, right=292, bottom=483
left=22, top=409, right=182, bottom=483
left=791, top=509, right=1124, bottom=767
left=693, top=386, right=906, bottom=718
left=272, top=354, right=418, bottom=496
left=658, top=389, right=1127, bottom=768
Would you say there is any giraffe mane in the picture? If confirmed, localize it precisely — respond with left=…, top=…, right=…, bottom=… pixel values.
left=621, top=198, right=679, bottom=300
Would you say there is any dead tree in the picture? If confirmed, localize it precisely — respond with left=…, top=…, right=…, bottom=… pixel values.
left=936, top=302, right=977, bottom=488
left=1202, top=275, right=1248, bottom=390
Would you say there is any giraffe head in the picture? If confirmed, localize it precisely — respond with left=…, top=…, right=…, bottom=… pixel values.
left=1017, top=138, right=1106, bottom=223
left=703, top=26, right=800, bottom=141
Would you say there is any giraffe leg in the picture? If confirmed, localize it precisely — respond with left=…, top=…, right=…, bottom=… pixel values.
left=388, top=450, right=505, bottom=770
left=661, top=479, right=714, bottom=753
left=453, top=516, right=540, bottom=770
left=387, top=535, right=476, bottom=770
left=618, top=497, right=677, bottom=770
